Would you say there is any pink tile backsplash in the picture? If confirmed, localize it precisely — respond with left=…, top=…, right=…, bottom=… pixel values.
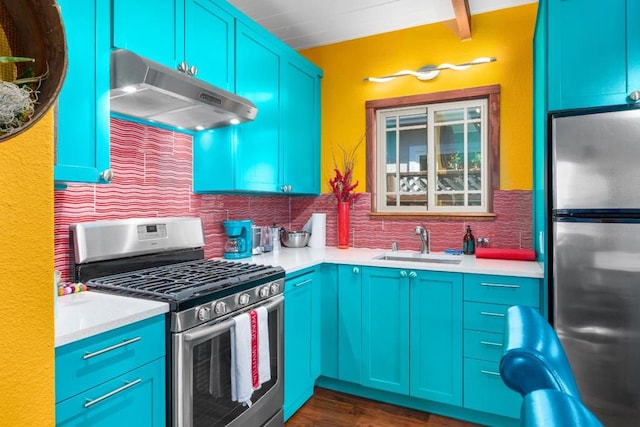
left=54, top=119, right=532, bottom=281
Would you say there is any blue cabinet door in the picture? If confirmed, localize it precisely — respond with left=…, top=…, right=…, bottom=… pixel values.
left=235, top=22, right=280, bottom=193
left=281, top=58, right=321, bottom=195
left=185, top=0, right=235, bottom=91
left=409, top=271, right=463, bottom=405
left=283, top=269, right=319, bottom=420
left=361, top=267, right=409, bottom=395
left=55, top=358, right=165, bottom=427
left=55, top=0, right=110, bottom=185
left=337, top=264, right=363, bottom=383
left=548, top=0, right=637, bottom=110
left=111, top=0, right=184, bottom=70
left=320, top=264, right=338, bottom=379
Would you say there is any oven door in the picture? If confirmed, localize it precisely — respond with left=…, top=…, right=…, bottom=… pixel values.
left=173, top=295, right=283, bottom=427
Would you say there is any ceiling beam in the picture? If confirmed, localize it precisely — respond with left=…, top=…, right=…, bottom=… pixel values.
left=451, top=0, right=472, bottom=40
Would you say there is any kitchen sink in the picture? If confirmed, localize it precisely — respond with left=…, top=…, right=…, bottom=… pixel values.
left=374, top=251, right=463, bottom=265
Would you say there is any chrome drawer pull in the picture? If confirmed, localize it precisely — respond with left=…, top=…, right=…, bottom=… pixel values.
left=481, top=370, right=501, bottom=376
left=480, top=340, right=503, bottom=347
left=480, top=311, right=505, bottom=317
left=82, top=336, right=142, bottom=360
left=83, top=379, right=142, bottom=408
left=294, top=279, right=312, bottom=287
left=480, top=282, right=520, bottom=289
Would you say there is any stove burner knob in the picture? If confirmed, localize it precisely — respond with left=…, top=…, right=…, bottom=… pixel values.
left=270, top=283, right=280, bottom=294
left=259, top=286, right=270, bottom=298
left=214, top=302, right=227, bottom=315
left=238, top=293, right=251, bottom=305
left=197, top=307, right=211, bottom=321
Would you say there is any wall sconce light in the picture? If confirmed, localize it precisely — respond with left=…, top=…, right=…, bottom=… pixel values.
left=364, top=57, right=497, bottom=83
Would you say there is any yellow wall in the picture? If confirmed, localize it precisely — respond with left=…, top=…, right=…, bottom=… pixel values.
left=0, top=113, right=54, bottom=425
left=301, top=3, right=537, bottom=191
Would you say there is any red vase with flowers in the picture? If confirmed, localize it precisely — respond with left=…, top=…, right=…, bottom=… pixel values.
left=329, top=142, right=362, bottom=249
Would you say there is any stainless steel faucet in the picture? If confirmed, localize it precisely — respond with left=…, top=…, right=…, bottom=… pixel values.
left=414, top=223, right=429, bottom=254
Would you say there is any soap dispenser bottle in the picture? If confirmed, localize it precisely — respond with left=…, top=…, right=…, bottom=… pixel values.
left=463, top=225, right=475, bottom=255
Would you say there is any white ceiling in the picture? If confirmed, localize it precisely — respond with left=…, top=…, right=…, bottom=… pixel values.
left=227, top=0, right=538, bottom=50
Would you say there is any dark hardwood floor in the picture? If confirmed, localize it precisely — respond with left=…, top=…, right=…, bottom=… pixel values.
left=286, top=388, right=479, bottom=427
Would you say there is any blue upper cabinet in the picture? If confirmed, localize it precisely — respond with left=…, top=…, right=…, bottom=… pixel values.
left=55, top=0, right=111, bottom=186
left=234, top=22, right=281, bottom=193
left=281, top=57, right=322, bottom=195
left=547, top=0, right=640, bottom=110
left=184, top=0, right=235, bottom=91
left=112, top=0, right=233, bottom=91
left=193, top=13, right=322, bottom=195
left=112, top=0, right=185, bottom=73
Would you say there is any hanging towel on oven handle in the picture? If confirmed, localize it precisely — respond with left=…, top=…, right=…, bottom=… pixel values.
left=231, top=305, right=271, bottom=406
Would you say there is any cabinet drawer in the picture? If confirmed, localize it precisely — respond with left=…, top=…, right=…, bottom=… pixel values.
left=464, top=330, right=505, bottom=362
left=464, top=301, right=510, bottom=334
left=56, top=315, right=165, bottom=403
left=463, top=358, right=520, bottom=419
left=464, top=274, right=540, bottom=307
left=56, top=358, right=165, bottom=426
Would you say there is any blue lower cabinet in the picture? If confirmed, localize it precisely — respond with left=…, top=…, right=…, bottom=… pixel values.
left=284, top=268, right=320, bottom=420
left=361, top=267, right=410, bottom=395
left=55, top=358, right=165, bottom=426
left=55, top=315, right=166, bottom=426
left=463, top=358, right=521, bottom=419
left=409, top=271, right=463, bottom=405
left=337, top=265, right=363, bottom=383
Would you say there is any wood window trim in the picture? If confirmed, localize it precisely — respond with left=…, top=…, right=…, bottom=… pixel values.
left=365, top=84, right=500, bottom=217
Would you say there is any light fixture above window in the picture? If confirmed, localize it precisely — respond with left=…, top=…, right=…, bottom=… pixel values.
left=364, top=57, right=497, bottom=83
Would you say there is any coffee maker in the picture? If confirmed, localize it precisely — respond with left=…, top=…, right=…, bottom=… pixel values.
left=222, top=219, right=252, bottom=259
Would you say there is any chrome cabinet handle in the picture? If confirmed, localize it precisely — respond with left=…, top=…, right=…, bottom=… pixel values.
left=400, top=270, right=408, bottom=278
left=408, top=271, right=417, bottom=279
left=629, top=91, right=640, bottom=102
left=480, top=311, right=505, bottom=317
left=480, top=340, right=503, bottom=347
left=100, top=169, right=113, bottom=182
left=178, top=61, right=188, bottom=73
left=187, top=65, right=198, bottom=76
left=294, top=279, right=312, bottom=287
left=281, top=185, right=292, bottom=192
left=480, top=282, right=520, bottom=289
left=82, top=337, right=141, bottom=360
left=480, top=370, right=501, bottom=376
left=83, top=379, right=142, bottom=408
left=353, top=267, right=360, bottom=275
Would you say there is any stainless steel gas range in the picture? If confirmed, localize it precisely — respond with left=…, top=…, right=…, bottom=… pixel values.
left=71, top=217, right=285, bottom=427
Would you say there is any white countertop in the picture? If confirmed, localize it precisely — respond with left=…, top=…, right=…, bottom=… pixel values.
left=55, top=246, right=541, bottom=348
left=55, top=292, right=169, bottom=348
left=243, top=246, right=544, bottom=278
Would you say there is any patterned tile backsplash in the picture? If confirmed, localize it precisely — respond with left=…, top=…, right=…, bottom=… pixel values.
left=54, top=119, right=532, bottom=281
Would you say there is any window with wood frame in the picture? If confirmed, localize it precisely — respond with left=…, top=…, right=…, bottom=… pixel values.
left=366, top=85, right=500, bottom=218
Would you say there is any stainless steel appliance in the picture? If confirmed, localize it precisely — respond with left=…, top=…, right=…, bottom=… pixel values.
left=71, top=217, right=285, bottom=427
left=110, top=49, right=258, bottom=131
left=550, top=106, right=640, bottom=426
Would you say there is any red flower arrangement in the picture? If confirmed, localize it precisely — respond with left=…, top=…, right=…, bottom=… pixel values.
left=329, top=136, right=364, bottom=203
left=329, top=167, right=360, bottom=202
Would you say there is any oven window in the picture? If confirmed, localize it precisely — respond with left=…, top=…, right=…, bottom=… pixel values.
left=190, top=309, right=279, bottom=426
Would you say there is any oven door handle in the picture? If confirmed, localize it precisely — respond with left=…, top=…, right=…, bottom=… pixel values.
left=183, top=295, right=283, bottom=343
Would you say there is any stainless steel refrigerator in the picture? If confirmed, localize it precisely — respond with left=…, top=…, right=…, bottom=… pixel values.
left=551, top=106, right=640, bottom=426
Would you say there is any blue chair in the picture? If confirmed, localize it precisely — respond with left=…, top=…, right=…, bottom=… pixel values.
left=521, top=389, right=603, bottom=427
left=499, top=305, right=582, bottom=399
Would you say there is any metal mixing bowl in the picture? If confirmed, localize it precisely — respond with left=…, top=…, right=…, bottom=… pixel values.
left=280, top=230, right=310, bottom=248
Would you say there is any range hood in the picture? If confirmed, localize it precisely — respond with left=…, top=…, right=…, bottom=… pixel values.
left=110, top=49, right=257, bottom=131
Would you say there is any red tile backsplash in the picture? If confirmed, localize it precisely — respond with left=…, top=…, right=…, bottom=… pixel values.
left=54, top=119, right=532, bottom=281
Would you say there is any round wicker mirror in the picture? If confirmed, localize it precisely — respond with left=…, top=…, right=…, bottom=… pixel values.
left=0, top=0, right=67, bottom=142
